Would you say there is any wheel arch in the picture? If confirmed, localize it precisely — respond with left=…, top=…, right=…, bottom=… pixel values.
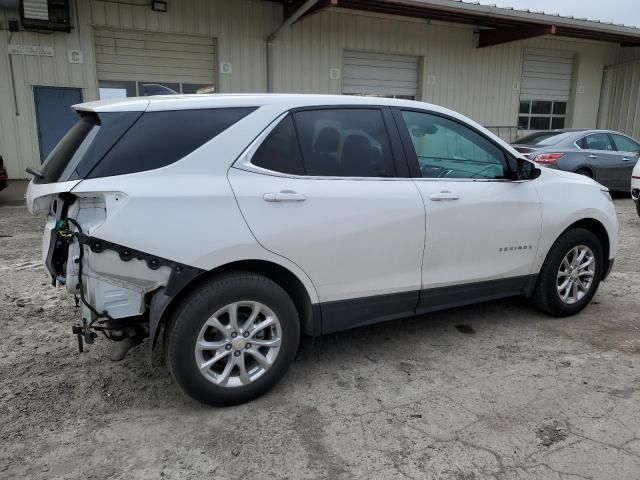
left=574, top=166, right=594, bottom=178
left=554, top=218, right=612, bottom=279
left=149, top=259, right=320, bottom=354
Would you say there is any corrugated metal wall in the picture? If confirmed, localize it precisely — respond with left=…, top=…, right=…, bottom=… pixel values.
left=598, top=47, right=640, bottom=139
left=0, top=2, right=622, bottom=178
left=271, top=9, right=618, bottom=130
left=0, top=0, right=280, bottom=178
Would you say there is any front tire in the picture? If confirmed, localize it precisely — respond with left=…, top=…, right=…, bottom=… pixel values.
left=166, top=272, right=300, bottom=406
left=532, top=228, right=603, bottom=317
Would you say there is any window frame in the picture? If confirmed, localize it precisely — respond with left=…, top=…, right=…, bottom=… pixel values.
left=390, top=107, right=519, bottom=181
left=518, top=99, right=568, bottom=131
left=240, top=105, right=410, bottom=179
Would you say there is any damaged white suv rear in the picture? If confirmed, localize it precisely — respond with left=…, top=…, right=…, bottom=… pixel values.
left=27, top=94, right=618, bottom=406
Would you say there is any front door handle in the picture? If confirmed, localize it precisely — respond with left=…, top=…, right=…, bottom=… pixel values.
left=263, top=190, right=306, bottom=202
left=622, top=157, right=631, bottom=162
left=589, top=154, right=598, bottom=159
left=429, top=191, right=459, bottom=201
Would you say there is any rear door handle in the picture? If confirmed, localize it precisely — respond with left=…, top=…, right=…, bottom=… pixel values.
left=263, top=190, right=306, bottom=202
left=589, top=154, right=598, bottom=159
left=429, top=191, right=459, bottom=201
left=622, top=157, right=631, bottom=162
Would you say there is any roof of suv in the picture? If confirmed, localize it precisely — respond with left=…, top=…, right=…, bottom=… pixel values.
left=74, top=93, right=441, bottom=114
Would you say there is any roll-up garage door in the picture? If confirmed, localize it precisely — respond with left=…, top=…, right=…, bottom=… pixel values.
left=94, top=28, right=216, bottom=96
left=342, top=50, right=419, bottom=99
left=520, top=48, right=574, bottom=101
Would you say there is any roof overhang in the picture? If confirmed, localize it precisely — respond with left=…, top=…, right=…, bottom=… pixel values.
left=275, top=0, right=640, bottom=47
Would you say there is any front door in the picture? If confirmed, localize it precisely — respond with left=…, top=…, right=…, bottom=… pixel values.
left=229, top=108, right=426, bottom=333
left=33, top=86, right=83, bottom=162
left=577, top=133, right=620, bottom=188
left=609, top=133, right=640, bottom=191
left=393, top=109, right=542, bottom=311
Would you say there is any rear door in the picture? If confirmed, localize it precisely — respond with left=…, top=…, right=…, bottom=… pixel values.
left=609, top=133, right=640, bottom=190
left=393, top=108, right=541, bottom=311
left=229, top=107, right=426, bottom=333
left=576, top=133, right=619, bottom=188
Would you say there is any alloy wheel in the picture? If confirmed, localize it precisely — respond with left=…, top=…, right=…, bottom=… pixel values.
left=556, top=245, right=596, bottom=305
left=195, top=301, right=282, bottom=387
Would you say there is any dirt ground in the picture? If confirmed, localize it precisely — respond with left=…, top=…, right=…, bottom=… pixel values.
left=1, top=196, right=639, bottom=480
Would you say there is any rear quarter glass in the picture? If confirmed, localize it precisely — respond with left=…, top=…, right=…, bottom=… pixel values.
left=34, top=107, right=257, bottom=183
left=87, top=107, right=257, bottom=179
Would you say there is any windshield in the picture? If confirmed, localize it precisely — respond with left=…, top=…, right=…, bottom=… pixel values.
left=514, top=131, right=573, bottom=146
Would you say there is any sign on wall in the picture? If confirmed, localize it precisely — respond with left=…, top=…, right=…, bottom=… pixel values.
left=8, top=44, right=55, bottom=57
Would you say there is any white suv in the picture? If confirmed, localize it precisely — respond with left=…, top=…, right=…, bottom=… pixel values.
left=26, top=94, right=618, bottom=405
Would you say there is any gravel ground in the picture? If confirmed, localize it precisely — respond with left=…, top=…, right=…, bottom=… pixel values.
left=1, top=198, right=639, bottom=480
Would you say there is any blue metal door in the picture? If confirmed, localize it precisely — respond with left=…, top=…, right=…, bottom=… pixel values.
left=33, top=86, right=83, bottom=163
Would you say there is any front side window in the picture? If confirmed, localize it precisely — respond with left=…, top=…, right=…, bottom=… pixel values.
left=576, top=134, right=614, bottom=151
left=518, top=100, right=567, bottom=130
left=294, top=109, right=396, bottom=177
left=400, top=111, right=508, bottom=179
left=610, top=134, right=640, bottom=153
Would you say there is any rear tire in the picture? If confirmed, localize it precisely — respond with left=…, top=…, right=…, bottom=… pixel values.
left=532, top=228, right=603, bottom=317
left=166, top=272, right=300, bottom=406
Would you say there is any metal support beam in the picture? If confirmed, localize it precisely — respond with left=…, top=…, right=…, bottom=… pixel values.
left=477, top=24, right=556, bottom=48
left=267, top=0, right=322, bottom=92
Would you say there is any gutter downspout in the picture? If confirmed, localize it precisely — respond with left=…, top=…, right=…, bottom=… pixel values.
left=267, top=0, right=320, bottom=93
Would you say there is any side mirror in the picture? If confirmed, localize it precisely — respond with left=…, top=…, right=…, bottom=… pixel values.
left=511, top=157, right=540, bottom=181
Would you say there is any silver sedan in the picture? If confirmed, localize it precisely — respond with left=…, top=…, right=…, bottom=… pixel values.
left=511, top=129, right=639, bottom=191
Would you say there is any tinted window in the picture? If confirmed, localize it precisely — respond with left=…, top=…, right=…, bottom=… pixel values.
left=531, top=101, right=552, bottom=114
left=36, top=114, right=99, bottom=184
left=88, top=107, right=255, bottom=178
left=577, top=133, right=614, bottom=151
left=252, top=115, right=305, bottom=175
left=530, top=116, right=551, bottom=130
left=400, top=110, right=507, bottom=179
left=611, top=134, right=640, bottom=153
left=294, top=109, right=395, bottom=177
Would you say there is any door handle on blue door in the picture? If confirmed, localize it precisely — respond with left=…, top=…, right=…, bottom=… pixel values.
left=263, top=190, right=306, bottom=202
left=589, top=154, right=598, bottom=159
left=429, top=191, right=459, bottom=201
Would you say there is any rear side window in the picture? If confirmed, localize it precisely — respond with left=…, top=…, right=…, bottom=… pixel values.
left=252, top=115, right=305, bottom=175
left=577, top=134, right=614, bottom=151
left=88, top=107, right=256, bottom=178
left=294, top=109, right=395, bottom=177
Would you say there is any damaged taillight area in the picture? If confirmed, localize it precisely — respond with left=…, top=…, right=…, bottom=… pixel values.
left=40, top=190, right=202, bottom=325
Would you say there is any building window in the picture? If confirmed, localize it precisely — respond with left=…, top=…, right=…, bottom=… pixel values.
left=518, top=100, right=567, bottom=130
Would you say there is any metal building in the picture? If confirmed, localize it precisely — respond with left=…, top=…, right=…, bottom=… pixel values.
left=1, top=0, right=640, bottom=179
